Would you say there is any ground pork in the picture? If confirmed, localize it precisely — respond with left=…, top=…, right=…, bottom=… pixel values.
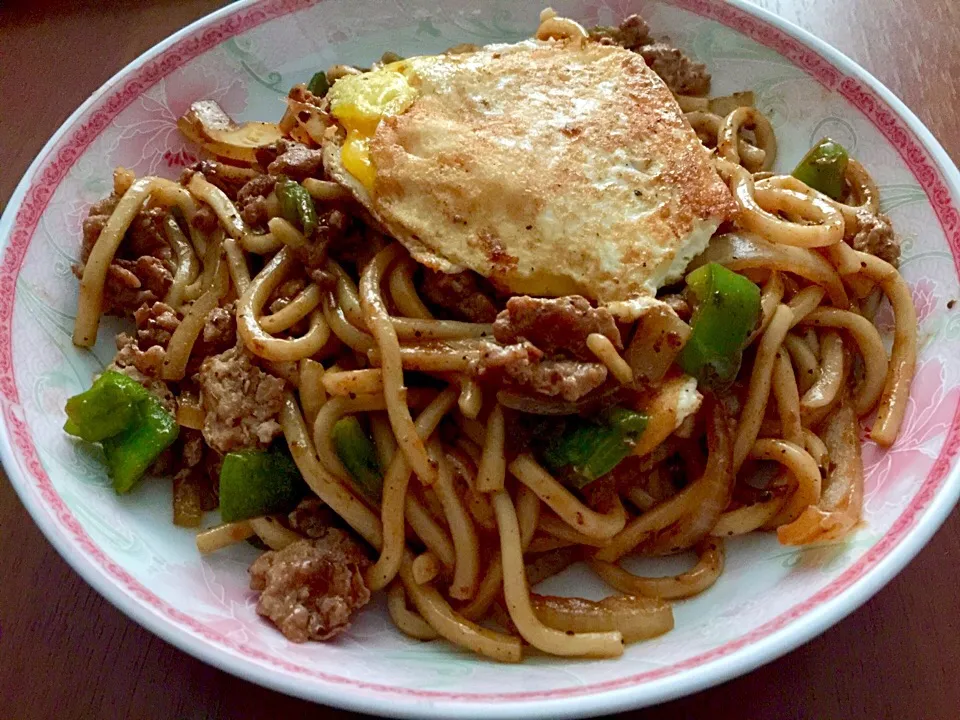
left=249, top=531, right=371, bottom=642
left=181, top=160, right=253, bottom=201
left=76, top=199, right=175, bottom=318
left=639, top=43, right=711, bottom=96
left=288, top=208, right=351, bottom=284
left=471, top=340, right=544, bottom=375
left=135, top=301, right=179, bottom=348
left=268, top=278, right=308, bottom=316
left=259, top=139, right=325, bottom=182
left=102, top=258, right=174, bottom=317
left=80, top=195, right=121, bottom=262
left=126, top=207, right=173, bottom=262
left=589, top=13, right=651, bottom=49
left=195, top=343, right=286, bottom=453
left=288, top=497, right=339, bottom=538
left=589, top=14, right=710, bottom=96
left=472, top=341, right=608, bottom=401
left=420, top=268, right=500, bottom=323
left=850, top=208, right=901, bottom=267
left=182, top=302, right=238, bottom=377
left=503, top=359, right=609, bottom=401
left=202, top=304, right=236, bottom=348
left=111, top=302, right=180, bottom=378
left=236, top=174, right=277, bottom=228
left=191, top=205, right=220, bottom=234
left=493, top=295, right=621, bottom=361
left=79, top=200, right=171, bottom=266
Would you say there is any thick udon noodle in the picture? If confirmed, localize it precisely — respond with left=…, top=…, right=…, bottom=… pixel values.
left=73, top=17, right=917, bottom=661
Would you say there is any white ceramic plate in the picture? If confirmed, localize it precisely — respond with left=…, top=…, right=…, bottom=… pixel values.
left=2, top=0, right=959, bottom=717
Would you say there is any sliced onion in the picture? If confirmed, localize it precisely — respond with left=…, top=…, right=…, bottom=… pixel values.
left=777, top=399, right=864, bottom=544
left=287, top=99, right=331, bottom=145
left=694, top=233, right=849, bottom=308
left=178, top=100, right=283, bottom=163
left=531, top=593, right=674, bottom=643
left=624, top=304, right=691, bottom=383
left=639, top=396, right=734, bottom=556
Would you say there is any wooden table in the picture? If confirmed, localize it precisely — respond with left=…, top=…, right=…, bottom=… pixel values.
left=1, top=0, right=958, bottom=717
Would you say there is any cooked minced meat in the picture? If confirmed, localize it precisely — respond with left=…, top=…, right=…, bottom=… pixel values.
left=472, top=340, right=608, bottom=401
left=267, top=140, right=325, bottom=181
left=850, top=208, right=901, bottom=267
left=255, top=139, right=325, bottom=181
left=76, top=200, right=175, bottom=318
left=249, top=531, right=371, bottom=642
left=502, top=358, right=609, bottom=401
left=112, top=301, right=180, bottom=378
left=101, top=257, right=173, bottom=317
left=236, top=174, right=277, bottom=228
left=639, top=43, right=711, bottom=97
left=472, top=339, right=544, bottom=374
left=201, top=303, right=236, bottom=348
left=590, top=14, right=711, bottom=96
left=191, top=204, right=220, bottom=233
left=268, top=277, right=308, bottom=315
left=420, top=268, right=500, bottom=323
left=288, top=497, right=340, bottom=538
left=183, top=303, right=238, bottom=376
left=588, top=14, right=651, bottom=50
left=493, top=295, right=622, bottom=361
left=181, top=160, right=253, bottom=201
left=288, top=208, right=351, bottom=283
left=195, top=343, right=286, bottom=454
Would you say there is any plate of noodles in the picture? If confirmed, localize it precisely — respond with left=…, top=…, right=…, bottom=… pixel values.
left=3, top=0, right=960, bottom=716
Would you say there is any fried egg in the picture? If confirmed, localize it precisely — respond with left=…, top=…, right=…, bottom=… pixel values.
left=324, top=38, right=735, bottom=301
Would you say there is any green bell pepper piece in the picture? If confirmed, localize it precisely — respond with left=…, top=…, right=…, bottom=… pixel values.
left=275, top=176, right=318, bottom=237
left=792, top=138, right=849, bottom=200
left=64, top=371, right=147, bottom=442
left=677, top=262, right=762, bottom=386
left=102, top=399, right=180, bottom=493
left=64, top=371, right=180, bottom=493
left=219, top=447, right=306, bottom=522
left=542, top=407, right=649, bottom=489
left=307, top=70, right=330, bottom=97
left=332, top=416, right=383, bottom=501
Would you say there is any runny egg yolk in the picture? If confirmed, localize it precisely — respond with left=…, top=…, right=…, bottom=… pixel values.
left=328, top=62, right=419, bottom=194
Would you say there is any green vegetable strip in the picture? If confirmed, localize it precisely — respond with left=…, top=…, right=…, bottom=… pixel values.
left=219, top=447, right=306, bottom=522
left=543, top=408, right=649, bottom=489
left=606, top=407, right=649, bottom=435
left=332, top=417, right=383, bottom=501
left=64, top=371, right=148, bottom=442
left=542, top=423, right=596, bottom=472
left=275, top=176, right=318, bottom=236
left=102, top=400, right=179, bottom=493
left=307, top=71, right=330, bottom=97
left=64, top=371, right=179, bottom=493
left=677, top=262, right=761, bottom=386
left=792, top=138, right=849, bottom=200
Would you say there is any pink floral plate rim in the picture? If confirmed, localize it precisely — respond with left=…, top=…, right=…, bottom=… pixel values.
left=2, top=0, right=960, bottom=717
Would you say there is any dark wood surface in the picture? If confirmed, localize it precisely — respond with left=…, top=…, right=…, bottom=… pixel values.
left=1, top=1, right=958, bottom=717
